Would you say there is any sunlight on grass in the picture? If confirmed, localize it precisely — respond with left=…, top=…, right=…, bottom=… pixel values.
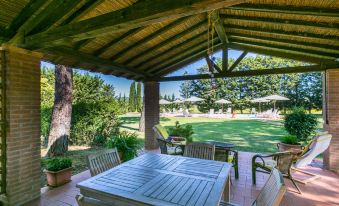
left=120, top=116, right=290, bottom=153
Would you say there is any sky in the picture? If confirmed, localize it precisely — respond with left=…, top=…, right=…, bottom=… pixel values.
left=41, top=49, right=256, bottom=98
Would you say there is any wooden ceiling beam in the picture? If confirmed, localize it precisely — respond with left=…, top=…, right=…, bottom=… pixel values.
left=229, top=39, right=338, bottom=59
left=149, top=38, right=220, bottom=74
left=123, top=20, right=206, bottom=66
left=228, top=3, right=339, bottom=17
left=228, top=42, right=336, bottom=64
left=224, top=24, right=339, bottom=42
left=221, top=14, right=339, bottom=30
left=110, top=16, right=190, bottom=61
left=158, top=64, right=339, bottom=82
left=41, top=47, right=147, bottom=78
left=93, top=27, right=144, bottom=56
left=138, top=31, right=207, bottom=71
left=24, top=0, right=244, bottom=48
left=154, top=42, right=222, bottom=77
left=227, top=33, right=339, bottom=53
left=228, top=51, right=248, bottom=71
left=211, top=10, right=229, bottom=71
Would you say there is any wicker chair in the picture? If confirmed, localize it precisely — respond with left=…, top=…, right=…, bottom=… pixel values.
left=86, top=148, right=121, bottom=176
left=183, top=142, right=215, bottom=160
left=220, top=168, right=286, bottom=206
left=157, top=138, right=183, bottom=155
left=252, top=151, right=301, bottom=194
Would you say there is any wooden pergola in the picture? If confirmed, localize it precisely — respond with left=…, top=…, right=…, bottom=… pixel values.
left=0, top=0, right=338, bottom=205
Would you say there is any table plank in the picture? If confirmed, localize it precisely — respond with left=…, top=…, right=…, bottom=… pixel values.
left=77, top=153, right=231, bottom=206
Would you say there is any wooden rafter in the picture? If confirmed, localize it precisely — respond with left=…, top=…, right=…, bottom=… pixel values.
left=42, top=47, right=147, bottom=78
left=228, top=42, right=337, bottom=64
left=158, top=64, right=339, bottom=82
left=150, top=38, right=220, bottom=74
left=123, top=20, right=206, bottom=66
left=24, top=0, right=244, bottom=48
left=93, top=27, right=144, bottom=56
left=221, top=14, right=339, bottom=30
left=228, top=51, right=248, bottom=71
left=227, top=33, right=339, bottom=53
left=110, top=16, right=191, bottom=61
left=205, top=55, right=222, bottom=73
left=154, top=41, right=222, bottom=76
left=229, top=39, right=338, bottom=59
left=138, top=31, right=207, bottom=71
left=228, top=4, right=339, bottom=17
left=211, top=11, right=228, bottom=71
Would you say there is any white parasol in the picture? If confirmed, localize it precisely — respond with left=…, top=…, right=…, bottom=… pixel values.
left=215, top=99, right=231, bottom=112
left=262, top=95, right=289, bottom=110
left=159, top=99, right=171, bottom=105
left=251, top=98, right=270, bottom=113
left=184, top=96, right=204, bottom=102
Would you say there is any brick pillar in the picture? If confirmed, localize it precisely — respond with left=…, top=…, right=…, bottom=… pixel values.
left=323, top=69, right=339, bottom=172
left=144, top=81, right=160, bottom=150
left=0, top=45, right=41, bottom=205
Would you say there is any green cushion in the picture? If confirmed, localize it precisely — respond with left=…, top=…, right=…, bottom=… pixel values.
left=154, top=124, right=169, bottom=139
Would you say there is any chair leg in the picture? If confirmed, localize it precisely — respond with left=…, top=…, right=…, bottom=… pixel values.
left=252, top=167, right=256, bottom=184
left=290, top=176, right=302, bottom=194
left=234, top=152, right=239, bottom=179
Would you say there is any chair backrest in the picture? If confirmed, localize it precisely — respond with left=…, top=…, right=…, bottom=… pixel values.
left=272, top=152, right=296, bottom=175
left=87, top=148, right=121, bottom=176
left=295, top=134, right=332, bottom=168
left=183, top=142, right=215, bottom=160
left=253, top=168, right=286, bottom=206
left=157, top=138, right=169, bottom=154
left=153, top=124, right=169, bottom=139
left=76, top=194, right=111, bottom=206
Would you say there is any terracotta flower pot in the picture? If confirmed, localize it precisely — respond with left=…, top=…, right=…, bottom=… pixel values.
left=44, top=167, right=72, bottom=187
left=277, top=142, right=303, bottom=154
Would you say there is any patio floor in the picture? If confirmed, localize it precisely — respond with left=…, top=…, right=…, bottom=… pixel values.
left=24, top=151, right=339, bottom=206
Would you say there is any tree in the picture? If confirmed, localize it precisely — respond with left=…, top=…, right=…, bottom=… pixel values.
left=47, top=65, right=73, bottom=157
left=136, top=82, right=142, bottom=112
left=129, top=81, right=136, bottom=112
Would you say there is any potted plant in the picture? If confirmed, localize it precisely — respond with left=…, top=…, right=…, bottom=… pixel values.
left=44, top=157, right=72, bottom=187
left=280, top=107, right=318, bottom=153
left=106, top=131, right=141, bottom=161
left=168, top=121, right=194, bottom=143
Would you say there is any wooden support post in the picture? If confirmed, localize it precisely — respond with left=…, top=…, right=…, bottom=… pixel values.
left=144, top=81, right=160, bottom=150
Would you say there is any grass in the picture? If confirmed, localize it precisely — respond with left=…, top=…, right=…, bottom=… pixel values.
left=120, top=115, right=289, bottom=154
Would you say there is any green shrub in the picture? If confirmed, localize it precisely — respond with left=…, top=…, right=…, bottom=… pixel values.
left=168, top=121, right=194, bottom=142
left=70, top=101, right=121, bottom=146
left=284, top=107, right=318, bottom=141
left=281, top=135, right=299, bottom=145
left=45, top=157, right=72, bottom=172
left=107, top=131, right=141, bottom=161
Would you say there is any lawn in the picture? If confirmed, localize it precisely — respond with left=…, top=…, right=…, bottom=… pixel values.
left=120, top=115, right=289, bottom=154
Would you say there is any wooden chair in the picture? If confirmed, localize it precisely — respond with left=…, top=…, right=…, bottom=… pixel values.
left=86, top=148, right=121, bottom=176
left=215, top=149, right=239, bottom=179
left=252, top=151, right=301, bottom=194
left=220, top=168, right=286, bottom=206
left=183, top=142, right=215, bottom=160
left=76, top=194, right=111, bottom=206
left=157, top=138, right=183, bottom=155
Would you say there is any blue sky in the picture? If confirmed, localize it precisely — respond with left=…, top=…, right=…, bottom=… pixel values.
left=42, top=49, right=256, bottom=97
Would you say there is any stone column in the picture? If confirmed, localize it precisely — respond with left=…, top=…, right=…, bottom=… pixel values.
left=323, top=69, right=339, bottom=172
left=143, top=81, right=160, bottom=150
left=0, top=45, right=42, bottom=205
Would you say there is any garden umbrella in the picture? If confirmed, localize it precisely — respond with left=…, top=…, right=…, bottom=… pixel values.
left=184, top=96, right=204, bottom=102
left=263, top=95, right=289, bottom=110
left=215, top=99, right=231, bottom=112
left=173, top=99, right=183, bottom=104
left=251, top=98, right=270, bottom=112
left=159, top=99, right=171, bottom=105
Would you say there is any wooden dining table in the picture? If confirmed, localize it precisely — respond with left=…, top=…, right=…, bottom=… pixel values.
left=77, top=153, right=232, bottom=206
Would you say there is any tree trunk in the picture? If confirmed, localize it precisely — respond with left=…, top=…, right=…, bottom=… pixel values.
left=47, top=65, right=73, bottom=157
left=139, top=98, right=145, bottom=132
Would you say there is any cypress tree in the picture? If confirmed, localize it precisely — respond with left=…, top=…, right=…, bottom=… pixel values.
left=136, top=82, right=142, bottom=112
left=129, top=82, right=136, bottom=112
